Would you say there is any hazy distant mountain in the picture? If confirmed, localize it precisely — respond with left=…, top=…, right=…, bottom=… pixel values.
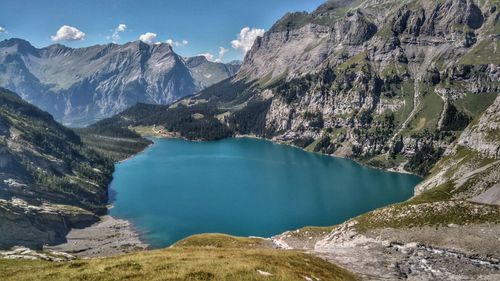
left=185, top=56, right=241, bottom=89
left=0, top=38, right=240, bottom=126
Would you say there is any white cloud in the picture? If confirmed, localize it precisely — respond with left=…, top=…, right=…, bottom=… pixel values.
left=0, top=26, right=6, bottom=34
left=51, top=25, right=86, bottom=42
left=117, top=24, right=127, bottom=32
left=231, top=27, right=265, bottom=53
left=215, top=47, right=228, bottom=63
left=109, top=23, right=127, bottom=42
left=200, top=46, right=229, bottom=63
left=139, top=32, right=157, bottom=44
left=166, top=39, right=189, bottom=47
left=199, top=52, right=215, bottom=61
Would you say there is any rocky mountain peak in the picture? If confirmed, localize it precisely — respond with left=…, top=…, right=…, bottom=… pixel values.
left=185, top=55, right=210, bottom=68
left=0, top=38, right=37, bottom=55
left=0, top=39, right=241, bottom=126
left=41, top=43, right=73, bottom=57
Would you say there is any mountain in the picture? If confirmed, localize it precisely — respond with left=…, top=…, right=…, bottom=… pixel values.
left=0, top=87, right=114, bottom=249
left=97, top=0, right=498, bottom=176
left=83, top=1, right=499, bottom=277
left=280, top=95, right=500, bottom=280
left=0, top=0, right=499, bottom=279
left=232, top=0, right=499, bottom=176
left=185, top=56, right=241, bottom=89
left=0, top=39, right=240, bottom=127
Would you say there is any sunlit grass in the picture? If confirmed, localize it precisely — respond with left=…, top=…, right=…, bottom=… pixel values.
left=0, top=234, right=358, bottom=281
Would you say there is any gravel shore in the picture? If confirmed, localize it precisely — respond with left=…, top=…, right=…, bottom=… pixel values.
left=45, top=215, right=148, bottom=257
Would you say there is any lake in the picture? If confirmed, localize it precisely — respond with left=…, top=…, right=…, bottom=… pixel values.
left=109, top=138, right=421, bottom=247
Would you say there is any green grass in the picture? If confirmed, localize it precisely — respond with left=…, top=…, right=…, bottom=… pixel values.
left=353, top=144, right=500, bottom=232
left=460, top=40, right=500, bottom=65
left=409, top=182, right=455, bottom=204
left=363, top=153, right=406, bottom=170
left=287, top=226, right=336, bottom=240
left=0, top=234, right=358, bottom=281
left=408, top=85, right=443, bottom=133
left=335, top=52, right=368, bottom=71
left=305, top=138, right=321, bottom=152
left=430, top=146, right=496, bottom=180
left=354, top=200, right=500, bottom=232
left=173, top=234, right=271, bottom=249
left=78, top=133, right=151, bottom=162
left=393, top=80, right=415, bottom=127
left=380, top=61, right=407, bottom=78
left=454, top=92, right=498, bottom=117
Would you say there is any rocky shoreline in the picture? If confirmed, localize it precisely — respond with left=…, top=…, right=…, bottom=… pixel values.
left=235, top=134, right=421, bottom=177
left=1, top=133, right=416, bottom=260
left=44, top=215, right=148, bottom=257
left=272, top=222, right=500, bottom=280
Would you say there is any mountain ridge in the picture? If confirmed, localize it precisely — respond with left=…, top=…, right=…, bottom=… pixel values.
left=0, top=38, right=240, bottom=126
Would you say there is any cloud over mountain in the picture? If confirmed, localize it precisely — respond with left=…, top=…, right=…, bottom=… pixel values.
left=166, top=39, right=189, bottom=47
left=231, top=27, right=264, bottom=53
left=109, top=24, right=127, bottom=42
left=216, top=47, right=228, bottom=63
left=139, top=32, right=157, bottom=43
left=51, top=25, right=86, bottom=41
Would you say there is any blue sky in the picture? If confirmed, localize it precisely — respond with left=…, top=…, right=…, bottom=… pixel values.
left=0, top=0, right=325, bottom=62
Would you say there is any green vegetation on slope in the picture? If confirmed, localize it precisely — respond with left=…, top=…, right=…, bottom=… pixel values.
left=85, top=102, right=234, bottom=142
left=75, top=126, right=152, bottom=162
left=460, top=40, right=500, bottom=65
left=270, top=0, right=363, bottom=32
left=454, top=92, right=498, bottom=117
left=354, top=144, right=500, bottom=231
left=0, top=87, right=113, bottom=212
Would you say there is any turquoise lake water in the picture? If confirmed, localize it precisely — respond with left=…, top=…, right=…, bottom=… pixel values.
left=109, top=138, right=421, bottom=247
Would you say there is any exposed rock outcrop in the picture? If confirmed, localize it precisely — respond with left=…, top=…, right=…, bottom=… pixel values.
left=458, top=95, right=500, bottom=159
left=0, top=88, right=113, bottom=249
left=231, top=0, right=500, bottom=177
left=92, top=0, right=499, bottom=178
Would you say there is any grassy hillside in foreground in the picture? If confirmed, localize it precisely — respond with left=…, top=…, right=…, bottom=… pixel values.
left=0, top=234, right=357, bottom=281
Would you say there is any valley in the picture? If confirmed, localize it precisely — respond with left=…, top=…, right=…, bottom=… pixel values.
left=0, top=0, right=499, bottom=280
left=107, top=137, right=420, bottom=248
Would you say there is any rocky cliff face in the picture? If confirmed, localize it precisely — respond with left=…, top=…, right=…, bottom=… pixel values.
left=269, top=95, right=500, bottom=280
left=93, top=0, right=499, bottom=178
left=416, top=94, right=500, bottom=204
left=457, top=94, right=500, bottom=159
left=0, top=39, right=240, bottom=126
left=230, top=0, right=500, bottom=176
left=0, top=88, right=113, bottom=249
